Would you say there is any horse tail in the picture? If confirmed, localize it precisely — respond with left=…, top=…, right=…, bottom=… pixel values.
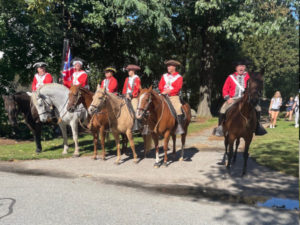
left=144, top=133, right=153, bottom=154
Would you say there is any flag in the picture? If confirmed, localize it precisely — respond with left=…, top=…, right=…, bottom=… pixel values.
left=62, top=46, right=74, bottom=82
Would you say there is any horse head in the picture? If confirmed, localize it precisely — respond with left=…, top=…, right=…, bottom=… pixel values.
left=67, top=85, right=82, bottom=112
left=246, top=72, right=264, bottom=106
left=88, top=87, right=107, bottom=115
left=136, top=86, right=153, bottom=120
left=30, top=89, right=53, bottom=122
left=1, top=94, right=18, bottom=127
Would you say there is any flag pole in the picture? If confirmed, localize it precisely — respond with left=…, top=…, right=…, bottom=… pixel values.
left=60, top=38, right=69, bottom=84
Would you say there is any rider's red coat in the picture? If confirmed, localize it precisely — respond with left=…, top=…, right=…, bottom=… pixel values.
left=222, top=72, right=250, bottom=99
left=32, top=73, right=53, bottom=91
left=122, top=75, right=141, bottom=98
left=100, top=76, right=118, bottom=94
left=158, top=72, right=183, bottom=96
left=63, top=69, right=88, bottom=89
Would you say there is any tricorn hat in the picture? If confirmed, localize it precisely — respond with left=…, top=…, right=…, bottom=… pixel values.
left=71, top=57, right=85, bottom=66
left=104, top=66, right=117, bottom=73
left=233, top=59, right=249, bottom=67
left=33, top=62, right=47, bottom=68
left=164, top=60, right=181, bottom=67
left=125, top=64, right=141, bottom=71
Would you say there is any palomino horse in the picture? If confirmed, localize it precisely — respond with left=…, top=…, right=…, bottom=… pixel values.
left=67, top=85, right=128, bottom=160
left=88, top=87, right=151, bottom=164
left=2, top=92, right=43, bottom=153
left=135, top=87, right=191, bottom=167
left=29, top=83, right=88, bottom=156
left=223, top=72, right=263, bottom=175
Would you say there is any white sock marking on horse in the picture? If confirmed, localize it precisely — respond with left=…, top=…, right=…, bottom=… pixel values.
left=156, top=152, right=159, bottom=163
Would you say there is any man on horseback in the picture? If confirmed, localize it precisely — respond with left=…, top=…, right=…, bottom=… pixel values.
left=32, top=62, right=53, bottom=91
left=158, top=59, right=185, bottom=134
left=100, top=67, right=118, bottom=94
left=214, top=60, right=267, bottom=137
left=122, top=64, right=141, bottom=132
left=63, top=58, right=89, bottom=89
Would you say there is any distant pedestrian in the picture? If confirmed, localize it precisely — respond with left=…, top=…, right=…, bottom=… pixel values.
left=292, top=95, right=299, bottom=128
left=284, top=97, right=294, bottom=121
left=268, top=91, right=282, bottom=128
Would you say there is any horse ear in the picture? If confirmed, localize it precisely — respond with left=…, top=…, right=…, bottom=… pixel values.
left=149, top=86, right=153, bottom=91
left=26, top=92, right=32, bottom=97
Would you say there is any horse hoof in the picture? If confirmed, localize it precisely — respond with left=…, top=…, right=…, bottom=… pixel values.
left=179, top=157, right=183, bottom=161
left=154, top=163, right=160, bottom=168
left=35, top=149, right=42, bottom=154
left=73, top=154, right=80, bottom=158
left=115, top=161, right=120, bottom=165
left=92, top=157, right=97, bottom=160
left=162, top=162, right=168, bottom=167
left=133, top=160, right=138, bottom=164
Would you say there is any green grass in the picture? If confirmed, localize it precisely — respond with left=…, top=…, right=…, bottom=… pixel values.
left=250, top=120, right=299, bottom=177
left=0, top=119, right=216, bottom=161
left=188, top=117, right=218, bottom=133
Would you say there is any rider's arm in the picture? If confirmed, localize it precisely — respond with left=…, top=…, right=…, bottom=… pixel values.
left=109, top=77, right=118, bottom=93
left=169, top=76, right=183, bottom=96
left=122, top=77, right=128, bottom=95
left=222, top=76, right=231, bottom=100
left=132, top=78, right=141, bottom=98
left=77, top=73, right=88, bottom=88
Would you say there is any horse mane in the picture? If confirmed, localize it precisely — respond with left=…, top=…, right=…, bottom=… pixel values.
left=79, top=86, right=94, bottom=95
left=37, top=83, right=68, bottom=91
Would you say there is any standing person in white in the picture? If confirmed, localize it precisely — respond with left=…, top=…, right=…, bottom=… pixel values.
left=292, top=95, right=299, bottom=128
left=268, top=91, right=282, bottom=128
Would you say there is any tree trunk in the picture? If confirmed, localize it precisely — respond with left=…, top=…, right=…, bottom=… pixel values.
left=197, top=85, right=212, bottom=118
left=196, top=30, right=214, bottom=118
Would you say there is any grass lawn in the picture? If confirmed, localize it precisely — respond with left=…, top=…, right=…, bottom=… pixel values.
left=0, top=118, right=217, bottom=161
left=250, top=120, right=299, bottom=177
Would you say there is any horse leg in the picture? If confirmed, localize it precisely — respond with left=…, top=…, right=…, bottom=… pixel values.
left=152, top=134, right=160, bottom=168
left=223, top=134, right=229, bottom=164
left=112, top=131, right=121, bottom=164
left=162, top=131, right=171, bottom=167
left=179, top=133, right=186, bottom=161
left=126, top=130, right=138, bottom=163
left=226, top=135, right=235, bottom=170
left=171, top=134, right=177, bottom=160
left=100, top=125, right=106, bottom=160
left=59, top=123, right=69, bottom=155
left=70, top=120, right=80, bottom=157
left=92, top=130, right=99, bottom=160
left=32, top=123, right=42, bottom=153
left=233, top=138, right=240, bottom=164
left=242, top=136, right=252, bottom=176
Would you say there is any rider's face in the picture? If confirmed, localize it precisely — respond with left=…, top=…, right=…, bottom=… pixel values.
left=105, top=72, right=112, bottom=78
left=37, top=67, right=45, bottom=75
left=128, top=70, right=135, bottom=76
left=236, top=65, right=246, bottom=75
left=167, top=65, right=176, bottom=74
left=74, top=63, right=82, bottom=71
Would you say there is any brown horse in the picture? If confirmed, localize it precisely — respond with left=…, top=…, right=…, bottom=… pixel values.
left=67, top=85, right=127, bottom=160
left=222, top=72, right=263, bottom=175
left=136, top=87, right=191, bottom=167
left=88, top=87, right=151, bottom=164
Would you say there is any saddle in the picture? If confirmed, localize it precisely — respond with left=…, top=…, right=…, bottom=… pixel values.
left=124, top=97, right=136, bottom=119
left=162, top=95, right=186, bottom=120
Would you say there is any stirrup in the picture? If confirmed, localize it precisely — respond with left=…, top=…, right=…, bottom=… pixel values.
left=175, top=125, right=185, bottom=135
left=214, top=125, right=224, bottom=137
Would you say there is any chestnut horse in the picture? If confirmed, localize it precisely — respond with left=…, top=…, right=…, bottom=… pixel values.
left=67, top=85, right=127, bottom=160
left=136, top=87, right=191, bottom=167
left=223, top=72, right=263, bottom=175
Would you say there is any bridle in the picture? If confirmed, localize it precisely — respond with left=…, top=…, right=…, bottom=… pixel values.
left=137, top=93, right=152, bottom=119
left=89, top=91, right=107, bottom=113
left=69, top=90, right=82, bottom=109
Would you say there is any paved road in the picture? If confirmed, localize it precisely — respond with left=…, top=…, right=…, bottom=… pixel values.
left=0, top=171, right=297, bottom=225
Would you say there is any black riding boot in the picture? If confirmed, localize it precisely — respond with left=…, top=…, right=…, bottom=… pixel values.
left=132, top=118, right=141, bottom=133
left=255, top=111, right=267, bottom=136
left=214, top=113, right=225, bottom=136
left=175, top=115, right=185, bottom=135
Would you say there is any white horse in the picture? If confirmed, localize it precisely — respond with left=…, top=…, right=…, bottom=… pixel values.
left=29, top=83, right=88, bottom=156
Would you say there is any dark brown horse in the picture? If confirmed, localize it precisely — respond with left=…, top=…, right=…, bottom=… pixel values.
left=2, top=92, right=42, bottom=153
left=67, top=85, right=127, bottom=160
left=223, top=72, right=263, bottom=175
left=136, top=87, right=191, bottom=167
